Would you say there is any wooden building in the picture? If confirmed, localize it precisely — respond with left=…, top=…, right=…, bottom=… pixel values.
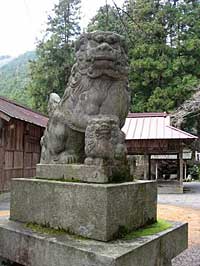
left=0, top=96, right=48, bottom=191
left=122, top=113, right=197, bottom=193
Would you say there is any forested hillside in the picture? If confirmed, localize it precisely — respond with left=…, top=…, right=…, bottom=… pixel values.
left=0, top=51, right=36, bottom=106
left=0, top=55, right=13, bottom=67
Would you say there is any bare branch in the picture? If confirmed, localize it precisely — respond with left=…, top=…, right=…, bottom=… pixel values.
left=111, top=0, right=135, bottom=45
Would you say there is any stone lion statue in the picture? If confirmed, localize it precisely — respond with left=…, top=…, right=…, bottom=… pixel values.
left=84, top=116, right=130, bottom=180
left=85, top=116, right=127, bottom=165
left=40, top=31, right=130, bottom=164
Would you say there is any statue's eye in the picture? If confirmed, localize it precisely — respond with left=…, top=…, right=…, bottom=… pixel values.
left=95, top=35, right=104, bottom=43
left=107, top=36, right=116, bottom=44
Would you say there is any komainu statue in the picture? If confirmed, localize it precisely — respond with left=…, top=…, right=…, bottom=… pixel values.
left=40, top=31, right=130, bottom=165
left=85, top=116, right=127, bottom=165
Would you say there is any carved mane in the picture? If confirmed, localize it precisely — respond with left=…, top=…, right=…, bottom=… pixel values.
left=58, top=31, right=130, bottom=132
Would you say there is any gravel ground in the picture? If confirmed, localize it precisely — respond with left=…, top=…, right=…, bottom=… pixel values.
left=158, top=182, right=200, bottom=209
left=158, top=182, right=200, bottom=266
left=172, top=245, right=200, bottom=266
left=158, top=204, right=200, bottom=266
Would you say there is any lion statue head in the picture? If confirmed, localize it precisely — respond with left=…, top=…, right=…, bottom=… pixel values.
left=74, top=31, right=129, bottom=80
left=85, top=116, right=127, bottom=163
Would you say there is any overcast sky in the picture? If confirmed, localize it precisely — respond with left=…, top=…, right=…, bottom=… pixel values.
left=0, top=0, right=124, bottom=57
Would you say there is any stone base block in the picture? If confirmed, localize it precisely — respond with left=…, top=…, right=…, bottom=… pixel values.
left=36, top=163, right=131, bottom=183
left=0, top=218, right=188, bottom=266
left=10, top=179, right=157, bottom=241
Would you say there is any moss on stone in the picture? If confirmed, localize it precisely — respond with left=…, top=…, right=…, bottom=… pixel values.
left=110, top=166, right=132, bottom=183
left=25, top=222, right=87, bottom=240
left=25, top=220, right=171, bottom=241
left=35, top=177, right=81, bottom=183
left=25, top=222, right=67, bottom=235
left=121, top=219, right=172, bottom=240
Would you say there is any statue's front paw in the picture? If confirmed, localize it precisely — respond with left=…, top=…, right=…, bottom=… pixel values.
left=66, top=154, right=78, bottom=164
left=58, top=152, right=78, bottom=164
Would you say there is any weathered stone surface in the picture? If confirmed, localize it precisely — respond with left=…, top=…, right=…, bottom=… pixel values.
left=47, top=92, right=61, bottom=116
left=40, top=31, right=130, bottom=166
left=10, top=179, right=157, bottom=241
left=36, top=163, right=132, bottom=183
left=84, top=116, right=130, bottom=179
left=0, top=218, right=188, bottom=266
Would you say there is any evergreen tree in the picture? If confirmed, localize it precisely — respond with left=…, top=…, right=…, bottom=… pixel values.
left=28, top=0, right=81, bottom=113
left=145, top=0, right=200, bottom=112
left=88, top=0, right=200, bottom=113
left=124, top=0, right=200, bottom=112
left=123, top=0, right=171, bottom=111
left=87, top=4, right=124, bottom=35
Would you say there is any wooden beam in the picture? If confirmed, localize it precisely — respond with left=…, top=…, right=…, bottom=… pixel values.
left=155, top=162, right=158, bottom=180
left=148, top=154, right=151, bottom=180
left=184, top=162, right=187, bottom=180
left=179, top=152, right=183, bottom=185
left=126, top=139, right=183, bottom=154
left=143, top=154, right=149, bottom=180
left=0, top=111, right=10, bottom=122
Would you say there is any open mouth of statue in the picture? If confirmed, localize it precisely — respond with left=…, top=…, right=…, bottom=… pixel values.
left=94, top=55, right=115, bottom=61
left=93, top=58, right=116, bottom=69
left=95, top=125, right=111, bottom=137
left=94, top=54, right=117, bottom=63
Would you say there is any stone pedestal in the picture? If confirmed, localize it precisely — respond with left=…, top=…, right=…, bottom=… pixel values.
left=0, top=166, right=188, bottom=265
left=0, top=218, right=188, bottom=266
left=10, top=178, right=157, bottom=241
left=36, top=163, right=132, bottom=183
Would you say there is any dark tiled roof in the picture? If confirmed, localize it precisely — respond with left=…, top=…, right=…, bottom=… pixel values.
left=0, top=96, right=48, bottom=127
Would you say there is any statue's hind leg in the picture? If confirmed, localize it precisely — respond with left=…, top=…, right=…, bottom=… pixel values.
left=57, top=127, right=85, bottom=164
left=40, top=116, right=85, bottom=164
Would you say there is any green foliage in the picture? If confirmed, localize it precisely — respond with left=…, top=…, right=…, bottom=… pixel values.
left=122, top=219, right=172, bottom=240
left=27, top=0, right=81, bottom=113
left=87, top=5, right=124, bottom=35
left=128, top=0, right=200, bottom=112
left=188, top=165, right=200, bottom=180
left=88, top=0, right=200, bottom=113
left=0, top=55, right=13, bottom=67
left=0, top=51, right=36, bottom=107
left=146, top=75, right=198, bottom=112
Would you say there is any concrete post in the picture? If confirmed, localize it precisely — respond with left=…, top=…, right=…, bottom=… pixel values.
left=144, top=154, right=149, bottom=180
